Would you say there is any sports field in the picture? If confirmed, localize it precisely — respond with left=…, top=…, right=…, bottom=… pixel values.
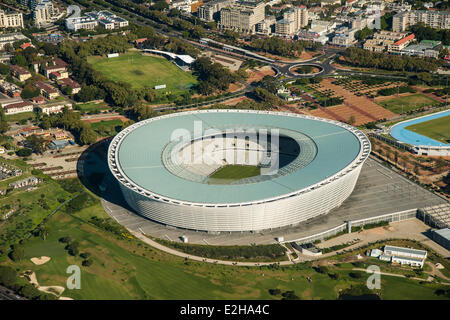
left=87, top=52, right=197, bottom=94
left=405, top=115, right=450, bottom=144
left=378, top=94, right=441, bottom=114
left=209, top=165, right=260, bottom=182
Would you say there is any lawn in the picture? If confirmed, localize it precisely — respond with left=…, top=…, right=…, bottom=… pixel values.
left=209, top=165, right=260, bottom=182
left=75, top=102, right=109, bottom=112
left=88, top=52, right=197, bottom=94
left=378, top=94, right=441, bottom=114
left=6, top=112, right=35, bottom=122
left=405, top=115, right=450, bottom=144
left=2, top=196, right=448, bottom=300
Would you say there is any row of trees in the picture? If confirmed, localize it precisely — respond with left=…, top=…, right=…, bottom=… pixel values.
left=342, top=47, right=442, bottom=73
left=249, top=37, right=323, bottom=57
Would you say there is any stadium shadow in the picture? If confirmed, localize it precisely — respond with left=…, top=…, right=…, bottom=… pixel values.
left=77, top=137, right=133, bottom=210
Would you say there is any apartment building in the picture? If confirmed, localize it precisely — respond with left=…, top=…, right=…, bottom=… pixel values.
left=363, top=30, right=408, bottom=52
left=33, top=81, right=59, bottom=99
left=393, top=10, right=450, bottom=32
left=0, top=9, right=24, bottom=29
left=331, top=27, right=357, bottom=47
left=219, top=0, right=265, bottom=34
left=33, top=0, right=61, bottom=28
left=275, top=6, right=308, bottom=36
left=2, top=101, right=33, bottom=115
left=10, top=65, right=32, bottom=82
left=0, top=81, right=22, bottom=98
left=256, top=15, right=275, bottom=35
left=387, top=33, right=416, bottom=54
left=198, top=0, right=233, bottom=21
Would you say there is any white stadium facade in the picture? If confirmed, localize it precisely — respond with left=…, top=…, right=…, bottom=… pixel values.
left=108, top=110, right=371, bottom=233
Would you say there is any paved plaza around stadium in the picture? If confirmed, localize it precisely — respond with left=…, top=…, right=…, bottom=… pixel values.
left=99, top=156, right=447, bottom=245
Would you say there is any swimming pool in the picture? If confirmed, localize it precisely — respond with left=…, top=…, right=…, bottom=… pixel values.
left=390, top=110, right=450, bottom=147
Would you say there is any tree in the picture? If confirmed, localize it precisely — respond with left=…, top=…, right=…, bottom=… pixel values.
left=11, top=55, right=28, bottom=68
left=20, top=85, right=40, bottom=99
left=16, top=148, right=33, bottom=157
left=0, top=266, right=17, bottom=287
left=268, top=288, right=281, bottom=296
left=26, top=135, right=47, bottom=154
left=348, top=115, right=356, bottom=125
left=0, top=63, right=10, bottom=75
left=0, top=108, right=9, bottom=134
left=79, top=125, right=98, bottom=145
left=9, top=244, right=25, bottom=261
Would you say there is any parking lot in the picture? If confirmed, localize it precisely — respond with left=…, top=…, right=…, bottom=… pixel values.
left=99, top=155, right=447, bottom=246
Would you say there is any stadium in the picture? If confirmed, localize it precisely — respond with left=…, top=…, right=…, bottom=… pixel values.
left=108, top=110, right=371, bottom=233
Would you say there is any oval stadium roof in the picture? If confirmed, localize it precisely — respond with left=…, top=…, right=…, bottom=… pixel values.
left=112, top=110, right=367, bottom=205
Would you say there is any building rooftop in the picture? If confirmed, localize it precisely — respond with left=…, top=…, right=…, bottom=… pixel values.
left=433, top=228, right=450, bottom=240
left=384, top=245, right=427, bottom=257
left=393, top=33, right=415, bottom=46
left=114, top=110, right=367, bottom=204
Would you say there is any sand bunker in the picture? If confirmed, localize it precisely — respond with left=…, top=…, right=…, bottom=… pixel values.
left=59, top=296, right=74, bottom=300
left=24, top=270, right=65, bottom=297
left=30, top=256, right=51, bottom=265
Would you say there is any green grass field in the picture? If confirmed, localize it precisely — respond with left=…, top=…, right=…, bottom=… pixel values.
left=209, top=165, right=260, bottom=182
left=405, top=115, right=450, bottom=144
left=5, top=112, right=35, bottom=122
left=1, top=192, right=449, bottom=300
left=75, top=102, right=109, bottom=112
left=88, top=52, right=197, bottom=94
left=378, top=94, right=441, bottom=114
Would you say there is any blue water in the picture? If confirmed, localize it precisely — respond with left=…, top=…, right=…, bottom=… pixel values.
left=390, top=110, right=450, bottom=146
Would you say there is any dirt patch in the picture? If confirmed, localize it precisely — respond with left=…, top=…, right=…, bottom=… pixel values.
left=246, top=66, right=275, bottom=84
left=30, top=256, right=51, bottom=265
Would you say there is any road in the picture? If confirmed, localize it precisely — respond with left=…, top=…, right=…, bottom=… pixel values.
left=0, top=285, right=25, bottom=300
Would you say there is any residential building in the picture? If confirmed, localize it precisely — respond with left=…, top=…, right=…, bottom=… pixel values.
left=363, top=30, right=409, bottom=52
left=387, top=33, right=416, bottom=54
left=2, top=101, right=34, bottom=115
left=255, top=15, right=275, bottom=35
left=38, top=101, right=71, bottom=114
left=275, top=6, right=308, bottom=36
left=198, top=0, right=233, bottom=21
left=33, top=81, right=59, bottom=99
left=219, top=0, right=265, bottom=34
left=331, top=27, right=357, bottom=47
left=58, top=77, right=81, bottom=94
left=393, top=10, right=450, bottom=32
left=0, top=81, right=22, bottom=98
left=33, top=0, right=55, bottom=27
left=0, top=9, right=24, bottom=29
left=42, top=58, right=68, bottom=78
left=0, top=33, right=29, bottom=50
left=10, top=65, right=32, bottom=82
